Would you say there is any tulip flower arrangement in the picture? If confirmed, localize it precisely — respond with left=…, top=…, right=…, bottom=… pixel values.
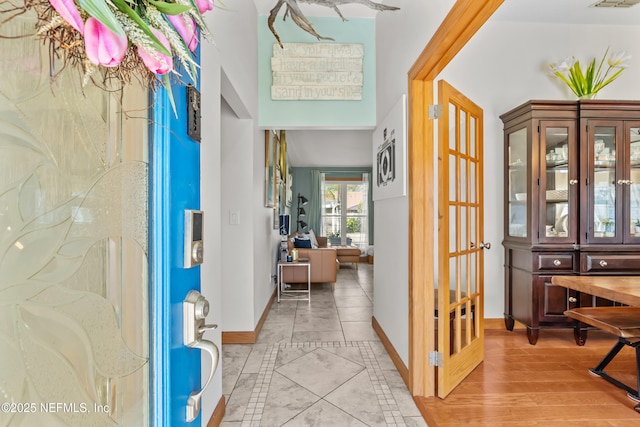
left=5, top=0, right=213, bottom=113
left=548, top=47, right=631, bottom=99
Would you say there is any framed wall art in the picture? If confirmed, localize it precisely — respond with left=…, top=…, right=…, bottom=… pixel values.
left=372, top=94, right=407, bottom=201
left=264, top=130, right=278, bottom=207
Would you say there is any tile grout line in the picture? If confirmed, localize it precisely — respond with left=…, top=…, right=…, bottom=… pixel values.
left=359, top=341, right=407, bottom=427
left=241, top=343, right=278, bottom=427
left=242, top=339, right=405, bottom=426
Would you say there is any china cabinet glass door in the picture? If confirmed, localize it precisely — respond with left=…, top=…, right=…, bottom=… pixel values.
left=626, top=123, right=640, bottom=241
left=507, top=127, right=528, bottom=238
left=539, top=121, right=576, bottom=243
left=588, top=122, right=620, bottom=243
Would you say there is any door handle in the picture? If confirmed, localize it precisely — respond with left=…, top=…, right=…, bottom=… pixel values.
left=480, top=242, right=491, bottom=250
left=183, top=290, right=219, bottom=422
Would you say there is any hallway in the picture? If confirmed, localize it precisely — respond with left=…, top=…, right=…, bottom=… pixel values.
left=220, top=264, right=427, bottom=426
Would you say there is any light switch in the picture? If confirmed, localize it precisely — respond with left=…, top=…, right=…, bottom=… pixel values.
left=230, top=211, right=240, bottom=225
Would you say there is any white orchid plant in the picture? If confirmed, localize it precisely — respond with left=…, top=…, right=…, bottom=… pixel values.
left=3, top=0, right=214, bottom=113
left=549, top=48, right=631, bottom=99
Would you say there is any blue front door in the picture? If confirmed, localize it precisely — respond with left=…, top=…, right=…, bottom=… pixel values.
left=151, top=80, right=206, bottom=426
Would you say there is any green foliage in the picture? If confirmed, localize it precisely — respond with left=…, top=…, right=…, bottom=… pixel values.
left=346, top=218, right=361, bottom=233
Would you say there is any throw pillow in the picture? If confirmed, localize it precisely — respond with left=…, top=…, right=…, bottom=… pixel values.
left=308, top=229, right=319, bottom=248
left=294, top=237, right=312, bottom=248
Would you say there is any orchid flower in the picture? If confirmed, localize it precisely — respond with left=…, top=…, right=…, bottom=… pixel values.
left=84, top=17, right=128, bottom=67
left=608, top=51, right=631, bottom=69
left=48, top=0, right=83, bottom=33
left=137, top=28, right=173, bottom=75
left=167, top=14, right=198, bottom=52
left=195, top=0, right=214, bottom=14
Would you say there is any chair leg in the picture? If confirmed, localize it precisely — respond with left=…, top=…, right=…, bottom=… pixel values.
left=590, top=339, right=626, bottom=374
left=590, top=338, right=640, bottom=400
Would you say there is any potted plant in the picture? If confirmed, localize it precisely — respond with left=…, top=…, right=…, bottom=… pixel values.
left=548, top=47, right=630, bottom=99
left=635, top=219, right=640, bottom=235
left=604, top=218, right=615, bottom=237
left=328, top=232, right=342, bottom=246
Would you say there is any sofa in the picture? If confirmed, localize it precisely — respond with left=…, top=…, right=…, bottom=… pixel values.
left=332, top=245, right=361, bottom=269
left=281, top=235, right=339, bottom=289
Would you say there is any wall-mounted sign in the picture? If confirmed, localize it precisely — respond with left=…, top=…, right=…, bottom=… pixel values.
left=271, top=43, right=364, bottom=101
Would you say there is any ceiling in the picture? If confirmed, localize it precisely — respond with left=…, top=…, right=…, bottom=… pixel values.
left=255, top=0, right=640, bottom=23
left=491, top=0, right=640, bottom=26
left=266, top=0, right=640, bottom=167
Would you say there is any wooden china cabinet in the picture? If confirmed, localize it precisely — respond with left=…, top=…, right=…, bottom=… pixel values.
left=501, top=100, right=640, bottom=345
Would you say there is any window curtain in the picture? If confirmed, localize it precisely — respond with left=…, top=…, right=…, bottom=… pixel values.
left=308, top=170, right=323, bottom=233
left=358, top=172, right=370, bottom=253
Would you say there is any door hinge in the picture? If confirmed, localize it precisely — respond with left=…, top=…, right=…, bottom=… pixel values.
left=428, top=104, right=443, bottom=119
left=428, top=351, right=443, bottom=367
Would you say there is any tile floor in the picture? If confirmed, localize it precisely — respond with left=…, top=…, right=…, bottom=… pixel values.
left=221, top=264, right=428, bottom=427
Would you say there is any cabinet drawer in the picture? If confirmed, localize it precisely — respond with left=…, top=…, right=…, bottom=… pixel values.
left=535, top=254, right=574, bottom=271
left=581, top=253, right=640, bottom=272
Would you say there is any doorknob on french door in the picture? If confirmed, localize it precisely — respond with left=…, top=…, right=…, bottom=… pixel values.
left=183, top=290, right=219, bottom=422
left=470, top=242, right=492, bottom=250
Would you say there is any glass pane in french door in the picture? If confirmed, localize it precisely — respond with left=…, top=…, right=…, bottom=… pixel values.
left=346, top=183, right=368, bottom=250
left=0, top=13, right=149, bottom=426
left=322, top=182, right=342, bottom=245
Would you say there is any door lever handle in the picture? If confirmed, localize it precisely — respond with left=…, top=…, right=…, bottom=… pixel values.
left=186, top=338, right=219, bottom=422
left=183, top=290, right=219, bottom=422
left=199, top=324, right=217, bottom=334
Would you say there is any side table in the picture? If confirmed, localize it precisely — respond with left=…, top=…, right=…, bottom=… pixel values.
left=277, top=260, right=311, bottom=302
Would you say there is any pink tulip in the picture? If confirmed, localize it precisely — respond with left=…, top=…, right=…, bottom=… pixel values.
left=137, top=28, right=173, bottom=75
left=195, top=0, right=213, bottom=14
left=167, top=14, right=198, bottom=52
left=84, top=17, right=128, bottom=67
left=48, top=0, right=83, bottom=33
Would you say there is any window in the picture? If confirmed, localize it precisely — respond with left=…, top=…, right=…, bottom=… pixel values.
left=321, top=175, right=369, bottom=251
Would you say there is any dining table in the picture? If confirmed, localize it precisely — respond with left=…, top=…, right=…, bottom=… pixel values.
left=551, top=276, right=640, bottom=307
left=551, top=275, right=640, bottom=413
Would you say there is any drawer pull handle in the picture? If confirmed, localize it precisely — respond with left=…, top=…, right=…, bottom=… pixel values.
left=599, top=260, right=608, bottom=267
left=568, top=296, right=577, bottom=303
left=553, top=259, right=561, bottom=266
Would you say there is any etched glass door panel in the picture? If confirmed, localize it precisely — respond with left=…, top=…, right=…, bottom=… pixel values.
left=0, top=12, right=149, bottom=426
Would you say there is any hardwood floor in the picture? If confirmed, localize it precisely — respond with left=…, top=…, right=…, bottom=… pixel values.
left=416, top=328, right=640, bottom=426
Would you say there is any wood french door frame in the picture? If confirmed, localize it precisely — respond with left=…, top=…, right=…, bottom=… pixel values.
left=407, top=0, right=504, bottom=397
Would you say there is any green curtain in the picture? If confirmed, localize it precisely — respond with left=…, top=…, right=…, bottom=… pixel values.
left=308, top=170, right=322, bottom=233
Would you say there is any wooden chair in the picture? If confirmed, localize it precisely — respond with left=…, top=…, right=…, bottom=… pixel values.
left=564, top=306, right=640, bottom=409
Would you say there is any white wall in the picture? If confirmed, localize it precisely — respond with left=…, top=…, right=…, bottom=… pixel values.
left=373, top=0, right=456, bottom=366
left=221, top=99, right=255, bottom=330
left=200, top=0, right=279, bottom=423
left=208, top=0, right=278, bottom=335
